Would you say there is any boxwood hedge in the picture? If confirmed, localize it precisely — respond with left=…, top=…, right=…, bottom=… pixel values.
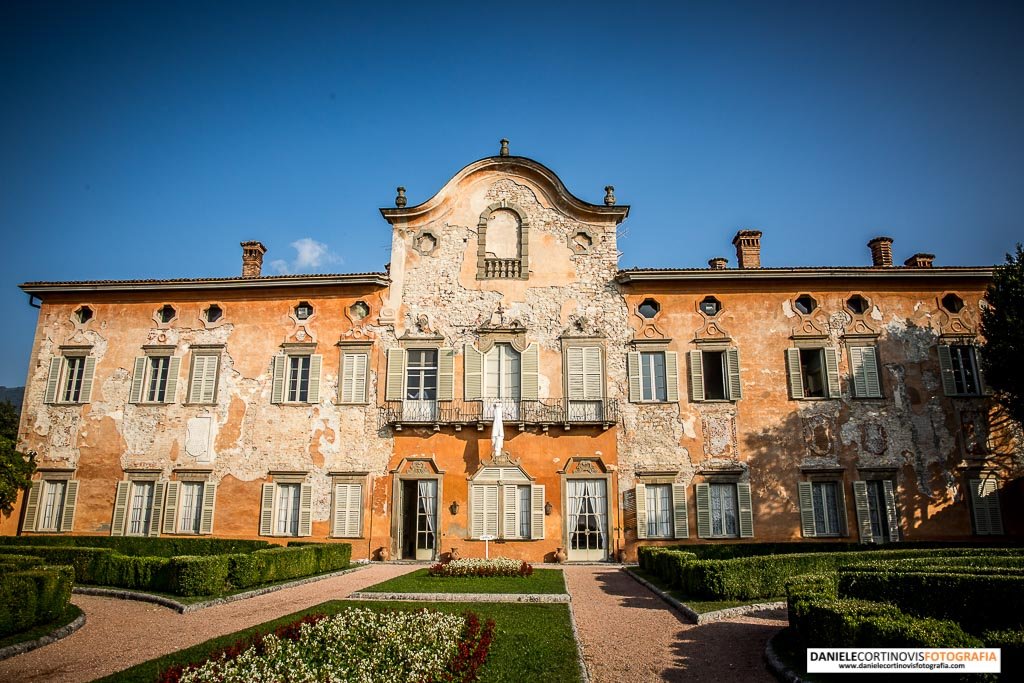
left=0, top=535, right=269, bottom=557
left=0, top=564, right=74, bottom=638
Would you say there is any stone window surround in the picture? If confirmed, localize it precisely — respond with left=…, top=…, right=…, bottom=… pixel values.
left=567, top=227, right=596, bottom=255
left=71, top=304, right=96, bottom=330
left=184, top=344, right=224, bottom=405
left=200, top=301, right=228, bottom=329
left=331, top=471, right=369, bottom=539
left=412, top=228, right=439, bottom=256
left=336, top=341, right=373, bottom=405
left=476, top=200, right=530, bottom=280
left=559, top=336, right=606, bottom=400
left=152, top=304, right=178, bottom=328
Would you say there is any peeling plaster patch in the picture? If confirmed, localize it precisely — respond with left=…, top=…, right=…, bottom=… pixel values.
left=782, top=300, right=796, bottom=318
left=681, top=416, right=697, bottom=439
left=870, top=306, right=883, bottom=321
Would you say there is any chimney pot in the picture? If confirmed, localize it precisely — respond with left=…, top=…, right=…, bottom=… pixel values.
left=732, top=230, right=762, bottom=269
left=867, top=236, right=894, bottom=267
left=708, top=257, right=729, bottom=270
left=240, top=241, right=267, bottom=278
left=904, top=252, right=935, bottom=268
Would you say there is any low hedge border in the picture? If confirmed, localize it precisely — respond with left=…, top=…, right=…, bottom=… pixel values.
left=0, top=564, right=74, bottom=639
left=638, top=540, right=1018, bottom=562
left=624, top=567, right=786, bottom=625
left=0, top=536, right=269, bottom=557
left=0, top=605, right=86, bottom=661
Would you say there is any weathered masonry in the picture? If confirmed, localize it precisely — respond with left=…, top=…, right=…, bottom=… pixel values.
left=4, top=142, right=1021, bottom=561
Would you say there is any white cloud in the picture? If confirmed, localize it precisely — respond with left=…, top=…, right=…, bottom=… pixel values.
left=269, top=238, right=341, bottom=275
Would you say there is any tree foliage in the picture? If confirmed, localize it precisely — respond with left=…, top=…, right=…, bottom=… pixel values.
left=0, top=436, right=34, bottom=515
left=980, top=243, right=1024, bottom=427
left=0, top=399, right=18, bottom=441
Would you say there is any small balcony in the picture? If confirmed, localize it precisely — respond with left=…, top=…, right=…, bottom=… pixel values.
left=379, top=397, right=619, bottom=431
left=483, top=258, right=523, bottom=279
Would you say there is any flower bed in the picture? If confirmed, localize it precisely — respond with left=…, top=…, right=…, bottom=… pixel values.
left=159, top=607, right=494, bottom=683
left=429, top=556, right=533, bottom=578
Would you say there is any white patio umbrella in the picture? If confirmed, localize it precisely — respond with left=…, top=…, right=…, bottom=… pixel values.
left=491, top=400, right=504, bottom=458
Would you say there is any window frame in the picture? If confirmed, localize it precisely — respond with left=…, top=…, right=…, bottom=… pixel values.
left=186, top=349, right=222, bottom=405
left=798, top=479, right=849, bottom=538
left=161, top=474, right=218, bottom=535
left=787, top=346, right=840, bottom=400
left=469, top=465, right=544, bottom=541
left=848, top=344, right=883, bottom=399
left=337, top=343, right=371, bottom=405
left=331, top=474, right=367, bottom=538
left=939, top=344, right=984, bottom=397
left=259, top=477, right=312, bottom=537
left=271, top=349, right=322, bottom=405
left=21, top=473, right=79, bottom=534
left=639, top=351, right=668, bottom=402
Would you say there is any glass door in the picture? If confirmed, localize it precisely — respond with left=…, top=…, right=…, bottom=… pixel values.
left=415, top=480, right=437, bottom=560
left=404, top=349, right=438, bottom=422
left=567, top=479, right=608, bottom=561
left=483, top=343, right=521, bottom=420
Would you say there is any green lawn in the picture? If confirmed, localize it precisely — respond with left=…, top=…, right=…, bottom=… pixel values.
left=0, top=605, right=83, bottom=650
left=631, top=569, right=783, bottom=614
left=361, top=567, right=567, bottom=594
left=97, top=600, right=581, bottom=683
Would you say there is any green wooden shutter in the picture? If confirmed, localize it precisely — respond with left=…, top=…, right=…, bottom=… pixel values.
left=798, top=481, right=816, bottom=537
left=347, top=484, right=363, bottom=537
left=824, top=348, right=840, bottom=398
left=665, top=352, right=680, bottom=402
left=672, top=483, right=689, bottom=539
left=464, top=345, right=483, bottom=401
left=164, top=357, right=181, bottom=403
left=837, top=483, right=850, bottom=536
left=737, top=483, right=754, bottom=538
left=298, top=483, right=313, bottom=536
left=149, top=481, right=166, bottom=537
left=188, top=355, right=205, bottom=403
left=80, top=356, right=96, bottom=403
left=583, top=347, right=603, bottom=399
left=850, top=346, right=867, bottom=398
left=627, top=352, right=641, bottom=402
left=937, top=345, right=957, bottom=396
left=726, top=347, right=742, bottom=400
left=863, top=347, right=882, bottom=398
left=307, top=355, right=322, bottom=403
left=852, top=481, right=873, bottom=543
left=44, top=358, right=63, bottom=404
left=635, top=483, right=648, bottom=540
left=437, top=348, right=455, bottom=401
left=787, top=349, right=805, bottom=399
left=332, top=483, right=360, bottom=537
left=521, top=343, right=539, bottom=401
left=695, top=483, right=712, bottom=538
left=202, top=355, right=219, bottom=403
left=484, top=485, right=499, bottom=537
left=980, top=478, right=1004, bottom=535
left=162, top=481, right=181, bottom=534
left=200, top=483, right=217, bottom=535
left=259, top=483, right=275, bottom=536
left=470, top=485, right=484, bottom=538
left=60, top=480, right=79, bottom=533
left=332, top=483, right=345, bottom=537
left=386, top=348, right=407, bottom=401
left=129, top=357, right=147, bottom=404
left=270, top=356, right=286, bottom=404
left=352, top=353, right=367, bottom=403
left=111, top=481, right=131, bottom=536
left=21, top=481, right=42, bottom=532
left=566, top=347, right=585, bottom=400
left=503, top=484, right=518, bottom=539
left=689, top=350, right=705, bottom=402
left=340, top=353, right=355, bottom=403
left=531, top=484, right=545, bottom=539
left=882, top=480, right=900, bottom=541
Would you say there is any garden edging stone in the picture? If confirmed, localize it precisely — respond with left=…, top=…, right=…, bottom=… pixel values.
left=347, top=591, right=570, bottom=603
left=764, top=631, right=806, bottom=683
left=0, top=610, right=86, bottom=661
left=624, top=567, right=786, bottom=624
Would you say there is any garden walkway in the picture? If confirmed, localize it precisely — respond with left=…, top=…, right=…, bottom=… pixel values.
left=0, top=563, right=417, bottom=683
left=564, top=566, right=787, bottom=682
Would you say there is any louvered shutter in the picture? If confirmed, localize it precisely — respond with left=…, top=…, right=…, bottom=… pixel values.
left=270, top=356, right=286, bottom=404
left=503, top=484, right=518, bottom=539
left=689, top=350, right=704, bottom=402
left=695, top=484, right=712, bottom=538
left=976, top=478, right=1004, bottom=535
left=627, top=352, right=641, bottom=402
left=823, top=348, right=840, bottom=398
left=162, top=481, right=181, bottom=534
left=340, top=353, right=355, bottom=403
left=333, top=483, right=362, bottom=537
left=583, top=347, right=603, bottom=399
left=129, top=357, right=147, bottom=404
left=635, top=483, right=648, bottom=539
left=531, top=484, right=545, bottom=539
left=977, top=350, right=992, bottom=395
left=786, top=349, right=805, bottom=399
left=111, top=481, right=131, bottom=536
left=665, top=352, right=680, bottom=402
left=80, top=357, right=96, bottom=403
left=200, top=483, right=217, bottom=535
left=259, top=483, right=275, bottom=536
left=852, top=481, right=873, bottom=543
left=21, top=481, right=42, bottom=532
left=470, top=485, right=485, bottom=538
left=521, top=343, right=539, bottom=401
left=836, top=483, right=849, bottom=536
left=672, top=483, right=689, bottom=539
left=352, top=353, right=367, bottom=403
left=44, top=358, right=63, bottom=404
left=937, top=345, right=957, bottom=396
left=863, top=347, right=881, bottom=397
left=484, top=485, right=498, bottom=537
left=189, top=355, right=215, bottom=404
left=566, top=347, right=585, bottom=400
left=798, top=482, right=816, bottom=537
left=882, top=480, right=900, bottom=541
left=148, top=481, right=165, bottom=537
left=332, top=483, right=349, bottom=537
left=737, top=483, right=754, bottom=538
left=386, top=349, right=407, bottom=401
left=60, top=481, right=79, bottom=533
left=437, top=348, right=455, bottom=401
left=202, top=355, right=219, bottom=402
left=298, top=483, right=313, bottom=536
left=307, top=355, right=322, bottom=403
left=726, top=348, right=742, bottom=400
left=464, top=345, right=483, bottom=401
left=164, top=357, right=181, bottom=403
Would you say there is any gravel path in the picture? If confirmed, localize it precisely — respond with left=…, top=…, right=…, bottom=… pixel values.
left=0, top=564, right=416, bottom=683
left=564, top=566, right=787, bottom=683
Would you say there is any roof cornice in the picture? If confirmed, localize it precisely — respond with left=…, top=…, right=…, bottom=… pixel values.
left=615, top=267, right=993, bottom=283
left=20, top=273, right=390, bottom=295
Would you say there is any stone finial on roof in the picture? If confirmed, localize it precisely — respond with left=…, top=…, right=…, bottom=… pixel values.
left=604, top=186, right=616, bottom=206
left=240, top=241, right=267, bottom=279
left=868, top=236, right=894, bottom=267
left=499, top=138, right=510, bottom=157
left=395, top=187, right=407, bottom=208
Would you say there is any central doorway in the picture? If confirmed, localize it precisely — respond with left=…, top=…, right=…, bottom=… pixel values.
left=567, top=479, right=608, bottom=561
left=400, top=479, right=437, bottom=560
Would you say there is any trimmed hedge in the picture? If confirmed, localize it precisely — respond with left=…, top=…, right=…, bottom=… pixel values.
left=638, top=540, right=1017, bottom=561
left=169, top=555, right=231, bottom=597
left=0, top=564, right=74, bottom=638
left=0, top=535, right=269, bottom=557
left=228, top=543, right=352, bottom=589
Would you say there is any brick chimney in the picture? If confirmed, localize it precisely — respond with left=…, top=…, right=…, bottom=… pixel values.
left=867, top=236, right=894, bottom=267
left=241, top=241, right=267, bottom=278
left=732, top=230, right=762, bottom=269
left=708, top=257, right=729, bottom=270
left=904, top=253, right=935, bottom=268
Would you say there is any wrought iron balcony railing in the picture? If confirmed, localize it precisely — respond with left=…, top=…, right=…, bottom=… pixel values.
left=378, top=397, right=619, bottom=431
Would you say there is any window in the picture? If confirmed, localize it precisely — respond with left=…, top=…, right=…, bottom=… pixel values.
left=641, top=352, right=666, bottom=401
left=332, top=481, right=364, bottom=537
left=294, top=301, right=313, bottom=320
left=938, top=344, right=984, bottom=396
left=130, top=355, right=181, bottom=404
left=477, top=203, right=528, bottom=280
left=848, top=346, right=882, bottom=398
left=846, top=295, right=869, bottom=315
left=110, top=479, right=165, bottom=537
left=565, top=346, right=604, bottom=419
left=689, top=348, right=742, bottom=401
left=271, top=352, right=322, bottom=404
left=798, top=481, right=848, bottom=538
left=128, top=481, right=155, bottom=536
left=162, top=479, right=218, bottom=535
left=406, top=349, right=438, bottom=400
left=941, top=293, right=964, bottom=313
left=968, top=477, right=1004, bottom=536
left=469, top=466, right=544, bottom=540
left=638, top=299, right=660, bottom=319
left=75, top=306, right=93, bottom=324
left=787, top=347, right=840, bottom=399
left=349, top=301, right=370, bottom=321
left=852, top=480, right=900, bottom=543
left=794, top=295, right=817, bottom=315
left=634, top=483, right=687, bottom=539
left=464, top=342, right=537, bottom=407
left=204, top=304, right=223, bottom=323
left=187, top=353, right=221, bottom=404
left=484, top=343, right=521, bottom=400
left=158, top=305, right=176, bottom=324
left=178, top=482, right=204, bottom=534
left=699, top=296, right=721, bottom=317
left=259, top=481, right=312, bottom=537
left=628, top=350, right=679, bottom=403
left=21, top=478, right=79, bottom=533
left=44, top=353, right=97, bottom=405
left=695, top=482, right=754, bottom=539
left=339, top=349, right=369, bottom=404
left=386, top=347, right=456, bottom=417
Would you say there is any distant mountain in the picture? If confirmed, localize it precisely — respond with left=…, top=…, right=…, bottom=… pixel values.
left=0, top=387, right=24, bottom=409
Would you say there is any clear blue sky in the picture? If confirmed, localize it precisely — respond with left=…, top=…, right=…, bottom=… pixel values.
left=1, top=1, right=1022, bottom=387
